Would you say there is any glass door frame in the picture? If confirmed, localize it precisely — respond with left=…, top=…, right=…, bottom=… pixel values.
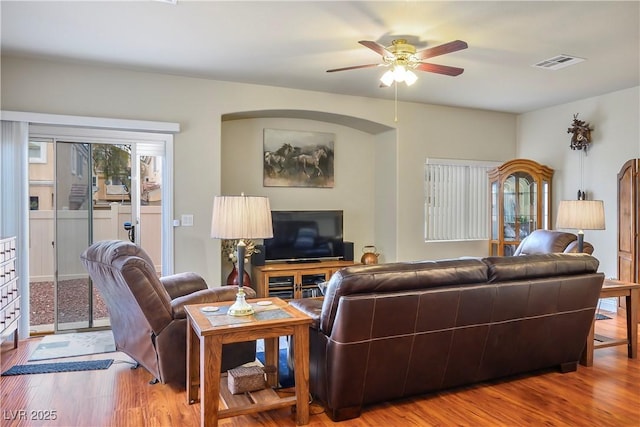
left=30, top=125, right=175, bottom=333
left=54, top=140, right=95, bottom=331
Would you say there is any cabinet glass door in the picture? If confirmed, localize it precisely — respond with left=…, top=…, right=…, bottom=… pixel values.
left=267, top=275, right=295, bottom=299
left=491, top=182, right=498, bottom=240
left=502, top=172, right=537, bottom=255
left=503, top=175, right=517, bottom=242
left=300, top=271, right=329, bottom=298
left=516, top=173, right=537, bottom=240
left=542, top=180, right=550, bottom=229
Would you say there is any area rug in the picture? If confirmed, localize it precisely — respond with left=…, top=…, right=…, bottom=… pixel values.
left=29, top=330, right=116, bottom=361
left=2, top=359, right=113, bottom=376
left=256, top=349, right=294, bottom=388
left=595, top=313, right=612, bottom=320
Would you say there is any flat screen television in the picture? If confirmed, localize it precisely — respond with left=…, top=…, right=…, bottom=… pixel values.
left=264, top=210, right=344, bottom=263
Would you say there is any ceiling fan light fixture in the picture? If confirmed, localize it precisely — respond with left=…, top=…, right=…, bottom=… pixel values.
left=380, top=66, right=418, bottom=86
left=380, top=70, right=395, bottom=87
left=393, top=65, right=407, bottom=82
left=405, top=70, right=418, bottom=86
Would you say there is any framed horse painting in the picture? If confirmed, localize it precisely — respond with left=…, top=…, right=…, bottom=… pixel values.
left=263, top=128, right=335, bottom=188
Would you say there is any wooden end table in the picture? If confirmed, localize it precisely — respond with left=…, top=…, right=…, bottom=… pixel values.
left=185, top=297, right=312, bottom=427
left=580, top=279, right=639, bottom=367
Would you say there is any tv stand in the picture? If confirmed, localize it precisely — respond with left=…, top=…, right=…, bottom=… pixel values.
left=252, top=260, right=355, bottom=299
left=286, top=259, right=321, bottom=264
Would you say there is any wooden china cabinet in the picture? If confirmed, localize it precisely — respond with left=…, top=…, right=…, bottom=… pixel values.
left=488, top=159, right=554, bottom=256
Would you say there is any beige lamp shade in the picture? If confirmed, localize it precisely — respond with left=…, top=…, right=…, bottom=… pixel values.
left=556, top=200, right=605, bottom=230
left=211, top=195, right=273, bottom=240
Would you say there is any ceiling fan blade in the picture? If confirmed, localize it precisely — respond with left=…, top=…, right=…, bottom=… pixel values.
left=359, top=40, right=392, bottom=57
left=326, top=63, right=381, bottom=73
left=415, top=40, right=468, bottom=60
left=415, top=62, right=465, bottom=76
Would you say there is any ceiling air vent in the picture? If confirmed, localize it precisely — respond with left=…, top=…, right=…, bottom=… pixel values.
left=532, top=55, right=585, bottom=70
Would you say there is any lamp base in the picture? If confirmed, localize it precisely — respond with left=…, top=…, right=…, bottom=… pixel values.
left=577, top=230, right=584, bottom=253
left=228, top=287, right=254, bottom=316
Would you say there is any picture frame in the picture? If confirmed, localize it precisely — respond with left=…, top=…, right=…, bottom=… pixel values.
left=263, top=128, right=334, bottom=188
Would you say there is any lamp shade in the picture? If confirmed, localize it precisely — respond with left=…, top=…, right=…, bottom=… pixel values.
left=556, top=200, right=605, bottom=230
left=211, top=195, right=273, bottom=239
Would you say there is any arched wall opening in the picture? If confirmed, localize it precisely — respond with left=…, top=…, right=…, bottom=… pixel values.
left=220, top=109, right=397, bottom=282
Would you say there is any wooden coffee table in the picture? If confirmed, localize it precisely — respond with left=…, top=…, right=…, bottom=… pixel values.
left=185, top=297, right=312, bottom=427
left=580, top=279, right=639, bottom=366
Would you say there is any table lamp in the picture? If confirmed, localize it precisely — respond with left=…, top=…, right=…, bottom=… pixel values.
left=556, top=199, right=605, bottom=252
left=211, top=194, right=273, bottom=316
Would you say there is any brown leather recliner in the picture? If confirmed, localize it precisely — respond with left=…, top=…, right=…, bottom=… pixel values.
left=513, top=229, right=594, bottom=255
left=80, top=240, right=256, bottom=386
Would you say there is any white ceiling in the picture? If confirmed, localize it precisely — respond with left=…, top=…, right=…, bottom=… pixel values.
left=1, top=1, right=639, bottom=114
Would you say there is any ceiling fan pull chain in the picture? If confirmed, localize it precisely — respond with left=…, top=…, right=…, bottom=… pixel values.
left=394, top=82, right=398, bottom=123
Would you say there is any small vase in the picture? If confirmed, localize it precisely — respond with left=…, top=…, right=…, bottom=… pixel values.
left=226, top=264, right=252, bottom=287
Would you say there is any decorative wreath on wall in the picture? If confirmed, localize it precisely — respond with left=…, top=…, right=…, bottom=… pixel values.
left=567, top=113, right=593, bottom=151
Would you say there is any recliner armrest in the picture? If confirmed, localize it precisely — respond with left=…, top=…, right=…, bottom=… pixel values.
left=161, top=272, right=208, bottom=299
left=564, top=240, right=594, bottom=255
left=170, top=286, right=257, bottom=319
left=289, top=298, right=322, bottom=329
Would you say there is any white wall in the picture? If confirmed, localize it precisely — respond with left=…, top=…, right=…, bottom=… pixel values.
left=517, top=86, right=640, bottom=278
left=1, top=55, right=517, bottom=286
left=395, top=102, right=516, bottom=261
left=373, top=129, right=398, bottom=263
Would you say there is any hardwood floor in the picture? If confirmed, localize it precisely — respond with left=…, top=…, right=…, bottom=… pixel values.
left=1, top=310, right=639, bottom=426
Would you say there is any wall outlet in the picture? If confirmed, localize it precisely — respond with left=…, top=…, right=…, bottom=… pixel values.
left=181, top=214, right=194, bottom=227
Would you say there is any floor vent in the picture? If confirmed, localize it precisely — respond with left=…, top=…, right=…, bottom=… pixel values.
left=532, top=55, right=585, bottom=70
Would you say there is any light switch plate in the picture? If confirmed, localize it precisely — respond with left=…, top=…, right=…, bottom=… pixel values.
left=181, top=214, right=194, bottom=227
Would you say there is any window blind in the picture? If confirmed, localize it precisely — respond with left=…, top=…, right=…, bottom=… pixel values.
left=425, top=159, right=500, bottom=242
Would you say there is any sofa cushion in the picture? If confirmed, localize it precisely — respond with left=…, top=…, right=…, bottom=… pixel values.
left=482, top=253, right=599, bottom=282
left=329, top=258, right=488, bottom=294
left=321, top=258, right=488, bottom=335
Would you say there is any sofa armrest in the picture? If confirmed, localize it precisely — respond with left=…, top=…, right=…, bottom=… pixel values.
left=161, top=272, right=208, bottom=299
left=170, top=286, right=256, bottom=319
left=289, top=298, right=322, bottom=329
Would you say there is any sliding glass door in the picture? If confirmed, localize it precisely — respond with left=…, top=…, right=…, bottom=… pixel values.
left=28, top=133, right=168, bottom=333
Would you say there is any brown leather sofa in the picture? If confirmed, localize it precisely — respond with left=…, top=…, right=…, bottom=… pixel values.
left=290, top=253, right=604, bottom=421
left=514, top=229, right=594, bottom=255
left=80, top=240, right=256, bottom=386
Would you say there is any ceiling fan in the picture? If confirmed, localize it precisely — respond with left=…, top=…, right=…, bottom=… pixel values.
left=327, top=38, right=468, bottom=86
